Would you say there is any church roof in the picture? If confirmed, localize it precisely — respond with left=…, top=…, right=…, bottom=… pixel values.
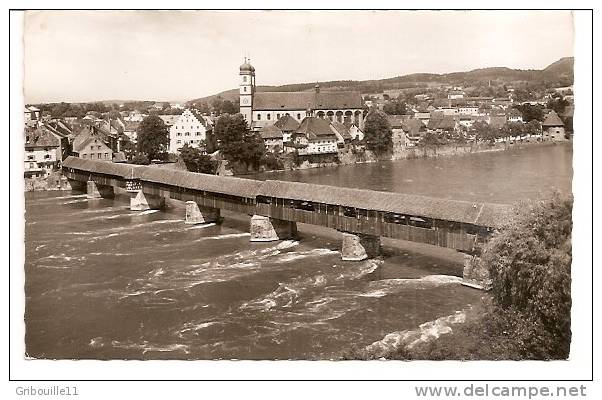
left=542, top=110, right=564, bottom=127
left=296, top=117, right=337, bottom=141
left=253, top=91, right=363, bottom=111
left=274, top=115, right=300, bottom=131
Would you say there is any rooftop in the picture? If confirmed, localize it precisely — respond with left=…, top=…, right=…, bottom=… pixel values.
left=254, top=91, right=363, bottom=111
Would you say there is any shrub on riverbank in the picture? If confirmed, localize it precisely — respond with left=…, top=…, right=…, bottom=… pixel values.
left=344, top=193, right=572, bottom=360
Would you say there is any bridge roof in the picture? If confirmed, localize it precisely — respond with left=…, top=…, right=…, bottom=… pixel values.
left=64, top=156, right=262, bottom=198
left=63, top=156, right=135, bottom=177
left=135, top=167, right=262, bottom=198
left=258, top=180, right=511, bottom=228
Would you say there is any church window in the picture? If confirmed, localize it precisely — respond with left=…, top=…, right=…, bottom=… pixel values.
left=243, top=87, right=247, bottom=92
left=297, top=113, right=301, bottom=120
left=243, top=76, right=247, bottom=82
left=267, top=114, right=271, bottom=120
left=257, top=114, right=261, bottom=120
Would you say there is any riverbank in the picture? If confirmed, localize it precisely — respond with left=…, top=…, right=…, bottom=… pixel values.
left=240, top=139, right=569, bottom=176
left=24, top=172, right=72, bottom=192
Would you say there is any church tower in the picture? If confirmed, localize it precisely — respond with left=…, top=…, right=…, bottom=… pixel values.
left=239, top=57, right=255, bottom=124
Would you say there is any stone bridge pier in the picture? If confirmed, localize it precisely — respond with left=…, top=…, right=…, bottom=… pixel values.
left=66, top=178, right=87, bottom=192
left=250, top=215, right=297, bottom=242
left=185, top=201, right=221, bottom=224
left=129, top=190, right=165, bottom=211
left=125, top=177, right=165, bottom=211
left=461, top=252, right=490, bottom=289
left=340, top=231, right=381, bottom=261
left=86, top=180, right=114, bottom=199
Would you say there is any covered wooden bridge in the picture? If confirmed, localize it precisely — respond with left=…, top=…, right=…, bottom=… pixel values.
left=62, top=156, right=511, bottom=264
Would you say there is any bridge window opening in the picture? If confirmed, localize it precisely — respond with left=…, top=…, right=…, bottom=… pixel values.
left=343, top=207, right=358, bottom=218
left=409, top=216, right=433, bottom=229
left=383, top=212, right=408, bottom=225
left=356, top=209, right=369, bottom=220
left=257, top=196, right=271, bottom=204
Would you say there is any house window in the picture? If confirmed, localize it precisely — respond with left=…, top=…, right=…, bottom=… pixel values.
left=177, top=140, right=181, bottom=144
left=177, top=132, right=181, bottom=136
left=82, top=154, right=87, bottom=158
left=277, top=114, right=281, bottom=119
left=27, top=155, right=34, bottom=160
left=97, top=153, right=102, bottom=159
left=105, top=153, right=109, bottom=159
left=185, top=132, right=190, bottom=136
left=196, top=132, right=200, bottom=136
left=297, top=113, right=301, bottom=119
left=29, top=163, right=35, bottom=168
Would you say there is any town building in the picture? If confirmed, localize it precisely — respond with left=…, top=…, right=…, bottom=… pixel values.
left=238, top=58, right=365, bottom=131
left=542, top=110, right=566, bottom=141
left=259, top=125, right=284, bottom=153
left=387, top=115, right=408, bottom=153
left=507, top=108, right=524, bottom=123
left=24, top=106, right=41, bottom=127
left=427, top=115, right=457, bottom=134
left=169, top=108, right=212, bottom=153
left=329, top=121, right=353, bottom=146
left=273, top=114, right=300, bottom=143
left=403, top=118, right=426, bottom=147
left=123, top=121, right=140, bottom=143
left=292, top=117, right=338, bottom=155
left=24, top=126, right=61, bottom=177
left=72, top=126, right=114, bottom=161
left=447, top=90, right=465, bottom=100
left=457, top=105, right=480, bottom=116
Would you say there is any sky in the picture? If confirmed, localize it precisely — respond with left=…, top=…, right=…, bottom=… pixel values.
left=23, top=10, right=574, bottom=104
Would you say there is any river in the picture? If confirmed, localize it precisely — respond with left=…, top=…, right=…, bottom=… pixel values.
left=24, top=144, right=572, bottom=360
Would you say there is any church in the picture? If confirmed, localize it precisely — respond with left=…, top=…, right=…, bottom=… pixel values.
left=238, top=58, right=365, bottom=131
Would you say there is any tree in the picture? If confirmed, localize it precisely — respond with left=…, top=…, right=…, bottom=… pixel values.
left=178, top=143, right=217, bottom=174
left=383, top=100, right=407, bottom=115
left=525, top=120, right=542, bottom=136
left=121, top=140, right=137, bottom=161
left=363, top=110, right=392, bottom=155
left=214, top=113, right=266, bottom=172
left=483, top=193, right=572, bottom=359
left=514, top=104, right=544, bottom=122
left=221, top=100, right=239, bottom=115
left=547, top=97, right=570, bottom=115
left=136, top=115, right=169, bottom=160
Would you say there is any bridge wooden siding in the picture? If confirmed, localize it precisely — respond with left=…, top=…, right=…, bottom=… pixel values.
left=62, top=157, right=512, bottom=253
